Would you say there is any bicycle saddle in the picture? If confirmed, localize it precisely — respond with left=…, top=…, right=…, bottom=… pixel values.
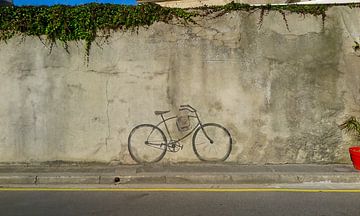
left=154, top=110, right=170, bottom=115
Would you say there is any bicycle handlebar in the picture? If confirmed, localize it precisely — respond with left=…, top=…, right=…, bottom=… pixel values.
left=179, top=107, right=194, bottom=112
left=180, top=104, right=196, bottom=112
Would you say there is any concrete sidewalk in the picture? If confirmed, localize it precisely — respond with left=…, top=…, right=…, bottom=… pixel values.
left=0, top=163, right=359, bottom=185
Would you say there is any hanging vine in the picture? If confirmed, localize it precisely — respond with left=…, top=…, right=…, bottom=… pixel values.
left=0, top=2, right=358, bottom=62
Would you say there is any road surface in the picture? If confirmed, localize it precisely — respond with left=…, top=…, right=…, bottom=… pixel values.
left=0, top=188, right=360, bottom=216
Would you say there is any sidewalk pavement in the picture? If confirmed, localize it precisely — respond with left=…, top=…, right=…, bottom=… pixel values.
left=0, top=163, right=359, bottom=186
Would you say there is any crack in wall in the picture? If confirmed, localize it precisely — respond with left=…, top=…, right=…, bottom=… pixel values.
left=86, top=69, right=123, bottom=76
left=31, top=100, right=37, bottom=148
left=104, top=79, right=111, bottom=150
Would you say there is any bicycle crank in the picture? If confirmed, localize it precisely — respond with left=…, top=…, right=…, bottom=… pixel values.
left=167, top=141, right=183, bottom=152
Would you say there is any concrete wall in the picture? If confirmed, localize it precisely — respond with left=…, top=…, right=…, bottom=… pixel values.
left=0, top=6, right=360, bottom=164
left=138, top=0, right=316, bottom=8
left=139, top=0, right=287, bottom=8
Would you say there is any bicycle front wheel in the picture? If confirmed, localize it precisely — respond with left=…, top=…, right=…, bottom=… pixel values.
left=128, top=124, right=167, bottom=163
left=192, top=123, right=232, bottom=162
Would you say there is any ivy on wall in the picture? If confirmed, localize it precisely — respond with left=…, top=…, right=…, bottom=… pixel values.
left=0, top=2, right=359, bottom=62
left=0, top=3, right=196, bottom=61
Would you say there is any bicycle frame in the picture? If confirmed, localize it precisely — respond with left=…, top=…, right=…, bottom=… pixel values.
left=143, top=104, right=214, bottom=152
left=155, top=115, right=200, bottom=143
left=154, top=104, right=214, bottom=145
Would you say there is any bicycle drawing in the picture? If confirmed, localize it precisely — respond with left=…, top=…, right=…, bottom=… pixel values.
left=128, top=104, right=232, bottom=163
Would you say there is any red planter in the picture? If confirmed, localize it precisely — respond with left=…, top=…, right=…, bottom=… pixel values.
left=349, top=147, right=360, bottom=170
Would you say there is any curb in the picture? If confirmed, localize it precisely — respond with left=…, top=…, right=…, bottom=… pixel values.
left=115, top=173, right=360, bottom=184
left=1, top=172, right=359, bottom=185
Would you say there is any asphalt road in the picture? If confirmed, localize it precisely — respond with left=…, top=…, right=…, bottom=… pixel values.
left=1, top=189, right=360, bottom=216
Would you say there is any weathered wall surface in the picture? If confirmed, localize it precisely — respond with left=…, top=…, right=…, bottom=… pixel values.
left=0, top=6, right=359, bottom=164
left=143, top=0, right=286, bottom=8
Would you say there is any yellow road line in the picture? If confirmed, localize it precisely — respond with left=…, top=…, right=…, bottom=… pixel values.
left=0, top=188, right=360, bottom=193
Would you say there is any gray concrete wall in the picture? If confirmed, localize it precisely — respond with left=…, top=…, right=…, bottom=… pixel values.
left=140, top=0, right=287, bottom=8
left=0, top=6, right=359, bottom=164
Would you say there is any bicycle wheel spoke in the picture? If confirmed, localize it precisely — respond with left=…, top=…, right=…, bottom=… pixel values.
left=147, top=140, right=166, bottom=144
left=195, top=141, right=208, bottom=146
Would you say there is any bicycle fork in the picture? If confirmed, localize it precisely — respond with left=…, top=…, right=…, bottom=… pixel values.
left=195, top=111, right=214, bottom=144
left=200, top=125, right=214, bottom=144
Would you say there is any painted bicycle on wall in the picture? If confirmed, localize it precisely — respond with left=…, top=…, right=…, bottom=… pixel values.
left=128, top=104, right=232, bottom=163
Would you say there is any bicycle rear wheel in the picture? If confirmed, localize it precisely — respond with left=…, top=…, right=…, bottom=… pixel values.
left=128, top=124, right=167, bottom=163
left=192, top=123, right=232, bottom=162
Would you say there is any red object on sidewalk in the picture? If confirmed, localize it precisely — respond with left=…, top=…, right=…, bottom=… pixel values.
left=349, top=147, right=360, bottom=170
